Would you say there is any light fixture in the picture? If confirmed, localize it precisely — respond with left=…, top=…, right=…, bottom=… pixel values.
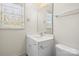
left=36, top=3, right=48, bottom=8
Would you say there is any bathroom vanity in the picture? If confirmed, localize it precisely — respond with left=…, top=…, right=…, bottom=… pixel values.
left=26, top=34, right=56, bottom=56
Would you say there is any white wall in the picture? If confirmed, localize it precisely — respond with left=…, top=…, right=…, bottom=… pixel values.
left=0, top=30, right=25, bottom=56
left=54, top=3, right=79, bottom=49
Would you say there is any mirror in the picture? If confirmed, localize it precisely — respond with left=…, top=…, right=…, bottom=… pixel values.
left=36, top=3, right=53, bottom=34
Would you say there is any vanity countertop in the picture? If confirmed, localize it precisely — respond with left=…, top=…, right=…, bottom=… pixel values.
left=26, top=34, right=54, bottom=42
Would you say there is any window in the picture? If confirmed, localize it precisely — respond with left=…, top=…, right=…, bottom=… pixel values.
left=0, top=3, right=24, bottom=29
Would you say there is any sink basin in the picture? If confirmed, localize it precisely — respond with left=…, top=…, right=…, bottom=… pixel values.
left=27, top=34, right=53, bottom=42
left=33, top=35, right=42, bottom=38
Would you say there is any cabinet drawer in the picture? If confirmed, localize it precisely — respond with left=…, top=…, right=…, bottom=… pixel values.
left=38, top=39, right=54, bottom=56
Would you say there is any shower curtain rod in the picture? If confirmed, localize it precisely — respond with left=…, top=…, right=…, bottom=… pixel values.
left=54, top=8, right=79, bottom=18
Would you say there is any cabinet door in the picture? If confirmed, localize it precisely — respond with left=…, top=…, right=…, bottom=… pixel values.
left=38, top=39, right=55, bottom=56
left=30, top=43, right=38, bottom=56
left=27, top=37, right=38, bottom=56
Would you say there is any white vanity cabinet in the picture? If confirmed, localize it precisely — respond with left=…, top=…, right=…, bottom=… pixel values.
left=26, top=34, right=56, bottom=56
